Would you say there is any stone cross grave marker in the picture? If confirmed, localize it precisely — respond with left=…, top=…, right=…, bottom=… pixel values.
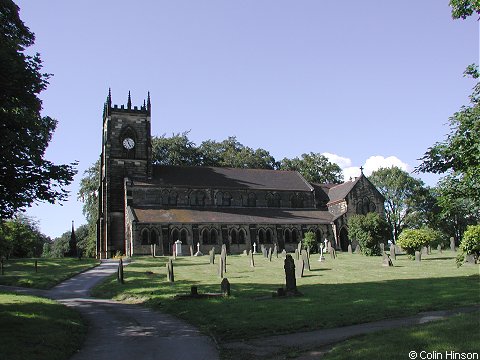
left=318, top=243, right=325, bottom=262
left=221, top=278, right=231, bottom=296
left=284, top=255, right=297, bottom=293
left=295, top=258, right=305, bottom=278
left=301, top=249, right=310, bottom=271
left=415, top=251, right=421, bottom=263
left=253, top=243, right=257, bottom=254
left=194, top=242, right=203, bottom=256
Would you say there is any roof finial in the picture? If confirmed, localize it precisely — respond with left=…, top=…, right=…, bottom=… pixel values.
left=360, top=166, right=364, bottom=175
left=107, top=88, right=112, bottom=106
left=127, top=91, right=132, bottom=109
left=147, top=91, right=151, bottom=113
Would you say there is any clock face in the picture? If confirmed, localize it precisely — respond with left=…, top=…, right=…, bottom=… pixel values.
left=123, top=137, right=135, bottom=150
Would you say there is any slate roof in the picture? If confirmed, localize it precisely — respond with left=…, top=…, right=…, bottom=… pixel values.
left=326, top=177, right=361, bottom=204
left=135, top=165, right=313, bottom=191
left=132, top=207, right=333, bottom=224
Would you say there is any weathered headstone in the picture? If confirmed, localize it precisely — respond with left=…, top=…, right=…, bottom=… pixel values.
left=166, top=259, right=174, bottom=282
left=328, top=241, right=332, bottom=253
left=330, top=247, right=336, bottom=259
left=221, top=278, right=231, bottom=296
left=209, top=249, right=215, bottom=264
left=295, top=258, right=305, bottom=278
left=301, top=249, right=310, bottom=271
left=117, top=258, right=124, bottom=284
left=253, top=243, right=257, bottom=254
left=150, top=244, right=155, bottom=257
left=465, top=254, right=477, bottom=265
left=354, top=244, right=361, bottom=254
left=173, top=248, right=177, bottom=260
left=318, top=244, right=325, bottom=262
left=347, top=244, right=352, bottom=254
left=261, top=244, right=266, bottom=257
left=268, top=247, right=273, bottom=262
left=249, top=250, right=255, bottom=267
left=242, top=249, right=248, bottom=256
left=221, top=247, right=227, bottom=273
left=221, top=243, right=227, bottom=256
left=427, top=245, right=431, bottom=255
left=379, top=243, right=385, bottom=254
left=437, top=244, right=442, bottom=253
left=422, top=246, right=428, bottom=256
left=306, top=246, right=311, bottom=259
left=218, top=257, right=224, bottom=278
left=294, top=248, right=300, bottom=261
left=189, top=245, right=194, bottom=257
left=450, top=237, right=456, bottom=252
left=415, top=251, right=421, bottom=263
left=390, top=244, right=396, bottom=260
left=280, top=249, right=287, bottom=258
left=297, top=241, right=302, bottom=253
left=273, top=244, right=278, bottom=258
left=382, top=254, right=393, bottom=267
left=284, top=255, right=297, bottom=293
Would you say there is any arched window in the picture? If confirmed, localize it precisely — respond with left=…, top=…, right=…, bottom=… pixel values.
left=266, top=228, right=273, bottom=243
left=284, top=229, right=291, bottom=243
left=292, top=228, right=298, bottom=243
left=171, top=229, right=180, bottom=242
left=161, top=190, right=169, bottom=206
left=150, top=230, right=158, bottom=245
left=216, top=192, right=223, bottom=206
left=190, top=190, right=206, bottom=206
left=169, top=192, right=178, bottom=206
left=231, top=229, right=238, bottom=244
left=202, top=229, right=209, bottom=244
left=267, top=193, right=281, bottom=207
left=239, top=229, right=246, bottom=244
left=180, top=228, right=188, bottom=243
left=223, top=192, right=231, bottom=206
left=210, top=228, right=218, bottom=244
left=141, top=229, right=149, bottom=245
left=247, top=193, right=256, bottom=207
left=259, top=229, right=266, bottom=244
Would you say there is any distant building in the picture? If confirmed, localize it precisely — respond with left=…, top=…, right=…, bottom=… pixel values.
left=97, top=92, right=385, bottom=258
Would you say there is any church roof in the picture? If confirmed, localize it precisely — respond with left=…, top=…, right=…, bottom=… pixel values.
left=135, top=165, right=313, bottom=191
left=131, top=207, right=333, bottom=224
left=326, top=177, right=361, bottom=204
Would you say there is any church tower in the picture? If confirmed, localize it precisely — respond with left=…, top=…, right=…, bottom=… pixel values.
left=97, top=90, right=152, bottom=258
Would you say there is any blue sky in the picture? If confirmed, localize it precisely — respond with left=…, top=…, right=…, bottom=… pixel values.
left=15, top=1, right=478, bottom=239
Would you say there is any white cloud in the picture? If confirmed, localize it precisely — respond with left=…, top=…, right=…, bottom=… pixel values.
left=322, top=152, right=352, bottom=169
left=363, top=156, right=410, bottom=176
left=322, top=153, right=411, bottom=181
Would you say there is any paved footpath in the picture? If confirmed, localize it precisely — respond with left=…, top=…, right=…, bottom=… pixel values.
left=3, top=260, right=220, bottom=360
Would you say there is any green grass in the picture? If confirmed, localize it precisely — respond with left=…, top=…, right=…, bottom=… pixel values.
left=91, top=251, right=480, bottom=342
left=0, top=258, right=99, bottom=289
left=0, top=291, right=87, bottom=360
left=323, top=311, right=480, bottom=360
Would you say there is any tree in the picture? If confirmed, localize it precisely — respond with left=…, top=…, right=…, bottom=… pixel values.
left=449, top=0, right=480, bottom=19
left=459, top=224, right=480, bottom=259
left=348, top=213, right=390, bottom=256
left=279, top=153, right=343, bottom=184
left=0, top=215, right=48, bottom=258
left=302, top=231, right=317, bottom=253
left=0, top=0, right=77, bottom=219
left=368, top=167, right=426, bottom=242
left=152, top=132, right=200, bottom=166
left=397, top=228, right=442, bottom=258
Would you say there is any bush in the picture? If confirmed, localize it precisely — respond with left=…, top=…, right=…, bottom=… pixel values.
left=302, top=231, right=317, bottom=253
left=348, top=213, right=390, bottom=256
left=397, top=228, right=440, bottom=257
left=459, top=224, right=480, bottom=259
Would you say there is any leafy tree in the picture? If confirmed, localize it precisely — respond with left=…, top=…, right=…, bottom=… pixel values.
left=48, top=231, right=70, bottom=258
left=449, top=0, right=480, bottom=19
left=279, top=153, right=343, bottom=184
left=369, top=167, right=426, bottom=242
left=302, top=231, right=317, bottom=253
left=152, top=132, right=200, bottom=166
left=459, top=224, right=480, bottom=258
left=397, top=228, right=442, bottom=258
left=348, top=213, right=390, bottom=256
left=0, top=0, right=76, bottom=219
left=0, top=215, right=48, bottom=258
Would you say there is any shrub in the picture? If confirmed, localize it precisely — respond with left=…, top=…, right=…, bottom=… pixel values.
left=397, top=228, right=439, bottom=257
left=302, top=231, right=317, bottom=253
left=348, top=213, right=390, bottom=256
left=459, top=224, right=480, bottom=259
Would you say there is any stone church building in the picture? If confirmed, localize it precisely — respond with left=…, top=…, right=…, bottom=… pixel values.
left=96, top=92, right=385, bottom=258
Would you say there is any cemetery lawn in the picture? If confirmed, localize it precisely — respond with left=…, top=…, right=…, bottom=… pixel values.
left=0, top=258, right=99, bottom=289
left=0, top=291, right=87, bottom=360
left=322, top=310, right=480, bottom=360
left=91, top=251, right=480, bottom=342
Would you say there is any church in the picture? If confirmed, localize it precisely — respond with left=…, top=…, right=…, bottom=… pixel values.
left=96, top=92, right=385, bottom=259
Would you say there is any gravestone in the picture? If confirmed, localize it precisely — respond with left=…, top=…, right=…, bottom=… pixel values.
left=221, top=278, right=231, bottom=296
left=221, top=247, right=227, bottom=273
left=151, top=244, right=155, bottom=257
left=437, top=244, right=442, bottom=253
left=268, top=247, right=273, bottom=262
left=261, top=244, right=266, bottom=257
left=328, top=241, right=332, bottom=253
left=173, top=248, right=177, bottom=260
left=189, top=245, right=194, bottom=257
left=34, top=260, right=38, bottom=273
left=284, top=255, right=297, bottom=293
left=465, top=254, right=477, bottom=265
left=382, top=254, right=393, bottom=267
left=280, top=249, right=287, bottom=258
left=354, top=244, right=361, bottom=254
left=166, top=259, right=174, bottom=282
left=427, top=245, right=431, bottom=255
left=301, top=249, right=310, bottom=271
left=422, top=246, right=428, bottom=256
left=318, top=244, right=326, bottom=262
left=330, top=247, right=336, bottom=259
left=347, top=244, right=352, bottom=254
left=218, top=257, right=224, bottom=278
left=415, top=251, right=421, bottom=263
left=117, top=258, right=124, bottom=284
left=194, top=242, right=203, bottom=256
left=242, top=249, right=247, bottom=255
left=390, top=244, right=396, bottom=260
left=249, top=250, right=255, bottom=267
left=253, top=243, right=257, bottom=254
left=273, top=244, right=278, bottom=258
left=297, top=241, right=302, bottom=254
left=209, top=249, right=215, bottom=264
left=306, top=246, right=310, bottom=259
left=379, top=243, right=385, bottom=254
left=294, top=249, right=300, bottom=261
left=295, top=258, right=305, bottom=278
left=450, top=237, right=456, bottom=252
